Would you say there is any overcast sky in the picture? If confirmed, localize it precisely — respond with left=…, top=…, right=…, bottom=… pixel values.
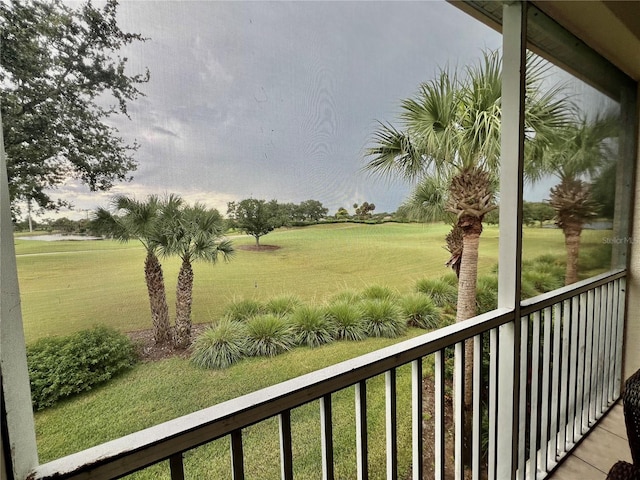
left=49, top=1, right=505, bottom=219
left=49, top=1, right=613, bottom=221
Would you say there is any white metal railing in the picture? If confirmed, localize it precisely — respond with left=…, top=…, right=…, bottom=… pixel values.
left=518, top=270, right=626, bottom=479
left=29, top=270, right=626, bottom=480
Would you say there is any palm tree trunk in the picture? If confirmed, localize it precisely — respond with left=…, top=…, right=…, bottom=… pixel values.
left=457, top=215, right=482, bottom=464
left=563, top=225, right=582, bottom=285
left=144, top=252, right=171, bottom=344
left=174, top=258, right=194, bottom=349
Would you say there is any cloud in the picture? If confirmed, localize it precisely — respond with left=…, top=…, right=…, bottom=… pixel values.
left=45, top=1, right=504, bottom=219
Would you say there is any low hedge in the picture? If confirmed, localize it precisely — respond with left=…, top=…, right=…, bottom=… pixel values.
left=27, top=326, right=136, bottom=410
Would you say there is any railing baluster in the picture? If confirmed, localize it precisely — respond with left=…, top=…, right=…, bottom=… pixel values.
left=472, top=335, right=481, bottom=480
left=435, top=350, right=446, bottom=480
left=593, top=285, right=604, bottom=419
left=575, top=292, right=586, bottom=435
left=517, top=316, right=528, bottom=480
left=488, top=329, right=498, bottom=480
left=454, top=342, right=464, bottom=480
left=567, top=297, right=578, bottom=447
left=355, top=381, right=368, bottom=480
left=583, top=290, right=595, bottom=429
left=549, top=303, right=562, bottom=467
left=614, top=278, right=626, bottom=397
left=603, top=282, right=613, bottom=408
left=597, top=284, right=607, bottom=415
left=230, top=429, right=245, bottom=480
left=385, top=369, right=397, bottom=480
left=558, top=300, right=570, bottom=456
left=320, top=394, right=334, bottom=480
left=528, top=312, right=541, bottom=480
left=411, top=359, right=423, bottom=480
left=279, top=410, right=293, bottom=480
left=169, top=453, right=185, bottom=480
left=607, top=281, right=618, bottom=403
left=539, top=307, right=552, bottom=474
left=572, top=294, right=583, bottom=440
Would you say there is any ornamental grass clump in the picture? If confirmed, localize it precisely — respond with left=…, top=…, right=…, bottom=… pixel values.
left=400, top=293, right=441, bottom=330
left=330, top=290, right=362, bottom=305
left=523, top=270, right=564, bottom=294
left=414, top=277, right=458, bottom=309
left=361, top=285, right=397, bottom=301
left=265, top=295, right=303, bottom=317
left=246, top=314, right=296, bottom=357
left=223, top=298, right=264, bottom=322
left=190, top=320, right=248, bottom=369
left=476, top=275, right=498, bottom=314
left=290, top=306, right=336, bottom=348
left=361, top=298, right=406, bottom=338
left=325, top=301, right=367, bottom=341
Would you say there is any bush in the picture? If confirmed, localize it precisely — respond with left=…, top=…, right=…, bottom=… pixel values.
left=476, top=275, right=498, bottom=314
left=224, top=299, right=264, bottom=322
left=290, top=306, right=336, bottom=348
left=191, top=320, right=248, bottom=369
left=361, top=285, right=396, bottom=301
left=361, top=299, right=406, bottom=338
left=325, top=302, right=367, bottom=341
left=27, top=326, right=136, bottom=410
left=415, top=277, right=458, bottom=309
left=330, top=290, right=361, bottom=304
left=265, top=295, right=303, bottom=317
left=400, top=294, right=441, bottom=329
left=245, top=314, right=296, bottom=357
left=522, top=270, right=563, bottom=295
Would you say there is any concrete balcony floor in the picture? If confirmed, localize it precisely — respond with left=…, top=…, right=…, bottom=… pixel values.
left=549, top=403, right=631, bottom=479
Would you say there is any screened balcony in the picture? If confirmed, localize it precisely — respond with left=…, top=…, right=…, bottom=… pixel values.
left=2, top=1, right=640, bottom=480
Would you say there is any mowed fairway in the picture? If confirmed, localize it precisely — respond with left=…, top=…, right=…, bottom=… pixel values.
left=16, top=222, right=610, bottom=342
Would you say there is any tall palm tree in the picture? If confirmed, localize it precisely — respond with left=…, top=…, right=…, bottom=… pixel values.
left=158, top=202, right=234, bottom=349
left=530, top=112, right=618, bottom=284
left=92, top=195, right=172, bottom=344
left=364, top=50, right=570, bottom=457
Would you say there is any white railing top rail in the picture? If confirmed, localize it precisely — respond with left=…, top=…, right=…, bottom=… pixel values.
left=520, top=268, right=625, bottom=316
left=29, top=269, right=626, bottom=480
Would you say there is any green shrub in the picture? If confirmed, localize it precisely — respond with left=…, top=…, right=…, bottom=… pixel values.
left=522, top=270, right=563, bottom=295
left=400, top=294, right=441, bottom=330
left=415, top=278, right=458, bottom=309
left=440, top=272, right=459, bottom=287
left=330, top=290, right=362, bottom=304
left=325, top=302, right=367, bottom=341
left=520, top=277, right=540, bottom=300
left=361, top=285, right=396, bottom=301
left=526, top=256, right=565, bottom=282
left=290, top=306, right=336, bottom=348
left=245, top=314, right=296, bottom=357
left=27, top=326, right=136, bottom=410
left=361, top=299, right=406, bottom=338
left=224, top=299, right=264, bottom=322
left=476, top=275, right=498, bottom=314
left=191, top=320, right=248, bottom=369
left=265, top=295, right=303, bottom=317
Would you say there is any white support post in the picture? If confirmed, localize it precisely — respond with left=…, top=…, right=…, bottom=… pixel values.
left=497, top=2, right=527, bottom=479
left=0, top=113, right=39, bottom=478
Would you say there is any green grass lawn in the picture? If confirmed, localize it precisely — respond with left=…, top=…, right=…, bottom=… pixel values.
left=16, top=223, right=611, bottom=342
left=22, top=222, right=612, bottom=477
left=35, top=332, right=424, bottom=478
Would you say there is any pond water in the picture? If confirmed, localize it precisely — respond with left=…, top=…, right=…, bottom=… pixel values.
left=19, top=234, right=102, bottom=241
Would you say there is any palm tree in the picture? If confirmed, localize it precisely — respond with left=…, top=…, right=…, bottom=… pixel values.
left=530, top=112, right=618, bottom=284
left=158, top=202, right=234, bottom=349
left=92, top=195, right=172, bottom=345
left=364, top=50, right=570, bottom=457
